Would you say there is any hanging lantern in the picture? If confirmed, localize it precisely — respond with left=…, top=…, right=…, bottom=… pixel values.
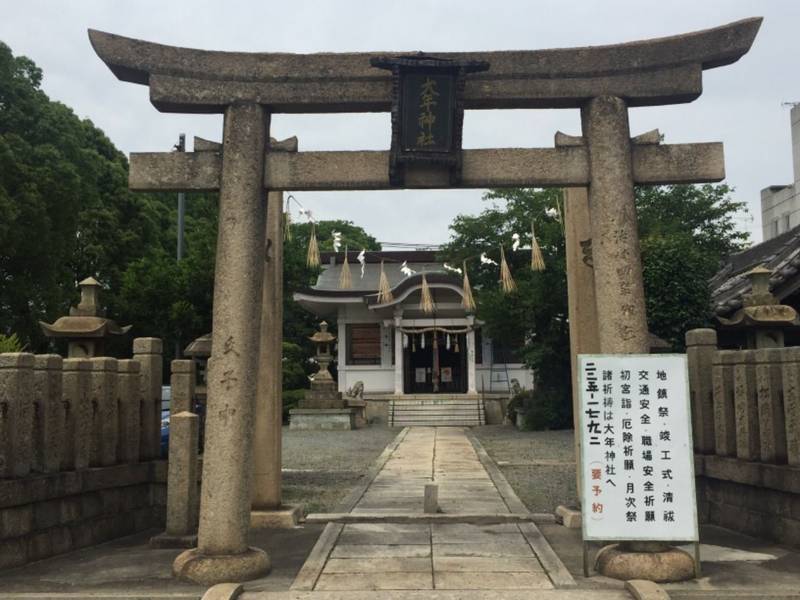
left=446, top=333, right=451, bottom=351
left=421, top=332, right=426, bottom=350
left=403, top=333, right=409, bottom=349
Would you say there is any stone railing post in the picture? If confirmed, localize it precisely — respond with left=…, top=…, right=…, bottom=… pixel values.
left=733, top=349, right=759, bottom=461
left=89, top=357, right=118, bottom=467
left=173, top=102, right=271, bottom=584
left=780, top=346, right=800, bottom=466
left=150, top=411, right=199, bottom=548
left=755, top=348, right=788, bottom=464
left=62, top=358, right=91, bottom=470
left=133, top=337, right=163, bottom=460
left=712, top=350, right=737, bottom=457
left=685, top=329, right=717, bottom=454
left=118, top=359, right=142, bottom=464
left=0, top=353, right=34, bottom=478
left=170, top=360, right=195, bottom=414
left=33, top=354, right=64, bottom=473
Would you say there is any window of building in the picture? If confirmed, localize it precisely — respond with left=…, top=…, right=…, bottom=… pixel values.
left=783, top=213, right=791, bottom=233
left=772, top=219, right=779, bottom=238
left=346, top=324, right=381, bottom=365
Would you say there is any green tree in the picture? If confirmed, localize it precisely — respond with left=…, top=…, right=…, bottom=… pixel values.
left=442, top=188, right=571, bottom=428
left=638, top=184, right=748, bottom=348
left=443, top=184, right=748, bottom=429
left=0, top=41, right=168, bottom=350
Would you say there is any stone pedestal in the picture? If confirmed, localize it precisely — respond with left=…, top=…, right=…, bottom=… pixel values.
left=596, top=543, right=695, bottom=583
left=289, top=408, right=356, bottom=430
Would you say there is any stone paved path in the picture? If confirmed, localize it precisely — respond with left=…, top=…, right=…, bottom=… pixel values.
left=293, top=427, right=570, bottom=592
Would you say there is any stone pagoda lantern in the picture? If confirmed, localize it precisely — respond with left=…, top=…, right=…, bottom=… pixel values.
left=716, top=266, right=800, bottom=348
left=290, top=321, right=359, bottom=430
left=40, top=277, right=131, bottom=357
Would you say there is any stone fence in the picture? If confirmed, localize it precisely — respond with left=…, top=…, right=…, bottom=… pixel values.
left=686, top=328, right=800, bottom=547
left=0, top=338, right=169, bottom=569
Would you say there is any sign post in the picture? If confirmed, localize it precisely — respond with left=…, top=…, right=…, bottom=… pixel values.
left=577, top=354, right=699, bottom=576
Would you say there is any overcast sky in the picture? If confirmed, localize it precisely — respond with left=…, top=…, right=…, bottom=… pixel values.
left=3, top=0, right=798, bottom=247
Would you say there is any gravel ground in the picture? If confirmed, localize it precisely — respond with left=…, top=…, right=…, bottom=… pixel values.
left=473, top=424, right=578, bottom=513
left=281, top=426, right=401, bottom=513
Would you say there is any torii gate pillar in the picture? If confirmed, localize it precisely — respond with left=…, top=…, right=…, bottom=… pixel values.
left=173, top=103, right=271, bottom=584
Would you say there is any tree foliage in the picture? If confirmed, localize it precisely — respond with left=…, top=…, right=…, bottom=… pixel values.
left=0, top=41, right=380, bottom=386
left=0, top=41, right=168, bottom=350
left=443, top=184, right=748, bottom=429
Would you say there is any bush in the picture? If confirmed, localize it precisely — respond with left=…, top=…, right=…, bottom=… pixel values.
left=0, top=333, right=23, bottom=353
left=282, top=388, right=306, bottom=423
left=512, top=387, right=572, bottom=431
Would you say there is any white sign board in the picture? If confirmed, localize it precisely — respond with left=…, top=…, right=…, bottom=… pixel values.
left=578, top=354, right=698, bottom=542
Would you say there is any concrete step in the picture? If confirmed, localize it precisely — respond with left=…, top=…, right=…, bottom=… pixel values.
left=389, top=397, right=485, bottom=427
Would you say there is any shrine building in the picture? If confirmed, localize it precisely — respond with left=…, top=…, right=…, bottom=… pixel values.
left=294, top=250, right=533, bottom=423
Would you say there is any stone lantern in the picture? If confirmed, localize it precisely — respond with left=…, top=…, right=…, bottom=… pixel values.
left=299, top=321, right=343, bottom=409
left=289, top=321, right=360, bottom=430
left=716, top=266, right=800, bottom=348
left=40, top=277, right=131, bottom=357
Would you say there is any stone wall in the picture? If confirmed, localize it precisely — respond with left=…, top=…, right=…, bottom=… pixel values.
left=686, top=329, right=800, bottom=547
left=0, top=339, right=168, bottom=570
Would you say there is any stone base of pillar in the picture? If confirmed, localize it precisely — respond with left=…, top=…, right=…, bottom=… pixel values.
left=595, top=543, right=695, bottom=583
left=149, top=531, right=198, bottom=549
left=250, top=504, right=304, bottom=529
left=173, top=547, right=270, bottom=585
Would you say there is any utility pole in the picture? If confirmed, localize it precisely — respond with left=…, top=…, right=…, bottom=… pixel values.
left=176, top=133, right=186, bottom=261
left=175, top=133, right=186, bottom=359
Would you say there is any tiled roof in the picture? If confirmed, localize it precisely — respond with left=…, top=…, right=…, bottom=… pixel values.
left=711, top=224, right=800, bottom=316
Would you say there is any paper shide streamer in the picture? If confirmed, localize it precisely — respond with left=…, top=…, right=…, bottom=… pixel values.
left=357, top=249, right=366, bottom=279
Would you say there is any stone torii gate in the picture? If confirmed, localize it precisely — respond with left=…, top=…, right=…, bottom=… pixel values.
left=90, top=17, right=760, bottom=584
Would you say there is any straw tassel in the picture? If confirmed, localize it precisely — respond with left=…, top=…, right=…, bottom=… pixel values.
left=419, top=273, right=436, bottom=314
left=461, top=261, right=476, bottom=312
left=306, top=223, right=320, bottom=268
left=283, top=210, right=292, bottom=241
left=499, top=246, right=517, bottom=293
left=377, top=260, right=394, bottom=304
left=339, top=250, right=353, bottom=289
left=531, top=221, right=546, bottom=271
